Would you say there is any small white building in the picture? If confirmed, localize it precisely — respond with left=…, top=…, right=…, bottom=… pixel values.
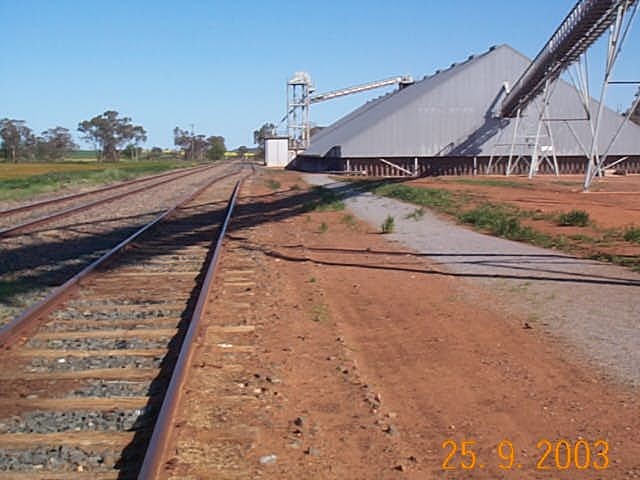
left=264, top=136, right=289, bottom=167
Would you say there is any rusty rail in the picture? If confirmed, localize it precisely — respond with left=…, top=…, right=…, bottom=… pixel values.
left=138, top=179, right=242, bottom=480
left=0, top=164, right=219, bottom=238
left=0, top=164, right=210, bottom=219
left=0, top=168, right=243, bottom=348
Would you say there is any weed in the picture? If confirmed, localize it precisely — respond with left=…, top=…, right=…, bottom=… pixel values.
left=623, top=226, right=640, bottom=244
left=405, top=207, right=425, bottom=221
left=308, top=277, right=316, bottom=283
left=568, top=233, right=598, bottom=243
left=290, top=183, right=300, bottom=190
left=458, top=203, right=565, bottom=248
left=341, top=213, right=358, bottom=228
left=308, top=186, right=345, bottom=212
left=265, top=178, right=281, bottom=190
left=371, top=183, right=458, bottom=214
left=318, top=221, right=328, bottom=233
left=311, top=303, right=329, bottom=322
left=381, top=215, right=395, bottom=234
left=589, top=252, right=640, bottom=271
left=557, top=209, right=590, bottom=227
left=458, top=203, right=523, bottom=238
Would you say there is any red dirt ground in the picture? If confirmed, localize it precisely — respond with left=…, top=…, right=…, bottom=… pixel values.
left=164, top=169, right=639, bottom=479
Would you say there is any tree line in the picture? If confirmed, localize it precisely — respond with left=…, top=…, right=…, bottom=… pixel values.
left=0, top=111, right=227, bottom=163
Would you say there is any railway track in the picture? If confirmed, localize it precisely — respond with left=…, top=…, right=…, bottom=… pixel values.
left=0, top=162, right=238, bottom=328
left=0, top=164, right=215, bottom=238
left=0, top=165, right=248, bottom=478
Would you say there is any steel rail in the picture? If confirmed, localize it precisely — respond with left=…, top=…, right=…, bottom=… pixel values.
left=0, top=164, right=221, bottom=238
left=0, top=167, right=243, bottom=349
left=138, top=179, right=243, bottom=480
left=0, top=164, right=211, bottom=219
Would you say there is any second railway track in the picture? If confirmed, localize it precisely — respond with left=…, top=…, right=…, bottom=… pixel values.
left=0, top=163, right=215, bottom=238
left=0, top=165, right=248, bottom=479
left=0, top=162, right=239, bottom=328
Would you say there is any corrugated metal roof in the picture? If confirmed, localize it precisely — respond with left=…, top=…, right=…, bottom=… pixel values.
left=304, top=44, right=640, bottom=158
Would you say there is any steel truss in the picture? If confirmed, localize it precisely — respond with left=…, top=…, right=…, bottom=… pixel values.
left=582, top=1, right=639, bottom=189
left=285, top=73, right=413, bottom=152
left=487, top=80, right=559, bottom=177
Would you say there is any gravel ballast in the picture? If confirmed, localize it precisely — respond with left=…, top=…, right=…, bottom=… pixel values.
left=0, top=446, right=116, bottom=471
left=0, top=408, right=153, bottom=434
left=70, top=380, right=154, bottom=398
left=28, top=355, right=163, bottom=372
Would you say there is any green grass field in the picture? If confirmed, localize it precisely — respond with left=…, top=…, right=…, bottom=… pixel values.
left=0, top=159, right=197, bottom=202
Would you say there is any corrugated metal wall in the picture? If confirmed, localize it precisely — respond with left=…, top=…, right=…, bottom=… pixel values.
left=292, top=155, right=640, bottom=176
left=304, top=44, right=640, bottom=160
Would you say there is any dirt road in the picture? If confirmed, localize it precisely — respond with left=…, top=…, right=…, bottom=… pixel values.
left=163, top=169, right=639, bottom=479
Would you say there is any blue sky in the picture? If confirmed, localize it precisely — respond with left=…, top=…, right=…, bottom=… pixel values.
left=1, top=0, right=638, bottom=149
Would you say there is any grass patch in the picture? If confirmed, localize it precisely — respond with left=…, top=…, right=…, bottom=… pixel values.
left=589, top=252, right=640, bottom=272
left=453, top=178, right=533, bottom=189
left=265, top=178, right=281, bottom=190
left=341, top=213, right=358, bottom=228
left=290, top=183, right=301, bottom=190
left=458, top=203, right=566, bottom=248
left=405, top=207, right=425, bottom=221
left=308, top=277, right=316, bottom=283
left=305, top=186, right=346, bottom=212
left=357, top=179, right=635, bottom=271
left=381, top=215, right=395, bottom=234
left=371, top=183, right=458, bottom=214
left=458, top=203, right=523, bottom=238
left=623, top=226, right=640, bottom=244
left=557, top=209, right=590, bottom=227
left=0, top=160, right=194, bottom=202
left=318, top=221, right=328, bottom=233
left=568, top=233, right=599, bottom=243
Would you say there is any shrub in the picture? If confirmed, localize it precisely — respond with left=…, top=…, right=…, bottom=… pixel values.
left=341, top=213, right=357, bottom=228
left=318, top=221, right=328, bottom=233
left=557, top=209, right=590, bottom=227
left=623, top=226, right=640, bottom=244
left=381, top=215, right=395, bottom=233
left=306, top=186, right=345, bottom=212
left=265, top=179, right=281, bottom=190
left=459, top=204, right=523, bottom=238
left=373, top=183, right=455, bottom=212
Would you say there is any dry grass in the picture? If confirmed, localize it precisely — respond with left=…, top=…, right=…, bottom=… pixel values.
left=0, top=162, right=105, bottom=180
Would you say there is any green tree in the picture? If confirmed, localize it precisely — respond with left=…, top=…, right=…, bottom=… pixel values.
left=36, top=127, right=77, bottom=161
left=207, top=135, right=226, bottom=161
left=0, top=118, right=35, bottom=163
left=147, top=146, right=164, bottom=160
left=173, top=127, right=207, bottom=161
left=78, top=111, right=146, bottom=162
left=253, top=122, right=275, bottom=154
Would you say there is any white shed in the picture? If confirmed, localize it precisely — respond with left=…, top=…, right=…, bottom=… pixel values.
left=264, top=136, right=290, bottom=167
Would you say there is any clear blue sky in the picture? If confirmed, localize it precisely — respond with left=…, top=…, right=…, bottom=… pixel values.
left=1, top=0, right=638, bottom=149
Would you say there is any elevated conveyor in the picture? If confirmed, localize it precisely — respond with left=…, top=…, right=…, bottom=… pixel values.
left=501, top=0, right=638, bottom=118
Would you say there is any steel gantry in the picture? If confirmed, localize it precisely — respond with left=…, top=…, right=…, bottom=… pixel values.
left=497, top=0, right=638, bottom=189
left=285, top=73, right=414, bottom=152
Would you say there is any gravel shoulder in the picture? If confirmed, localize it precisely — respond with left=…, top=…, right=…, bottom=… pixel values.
left=305, top=173, right=640, bottom=387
